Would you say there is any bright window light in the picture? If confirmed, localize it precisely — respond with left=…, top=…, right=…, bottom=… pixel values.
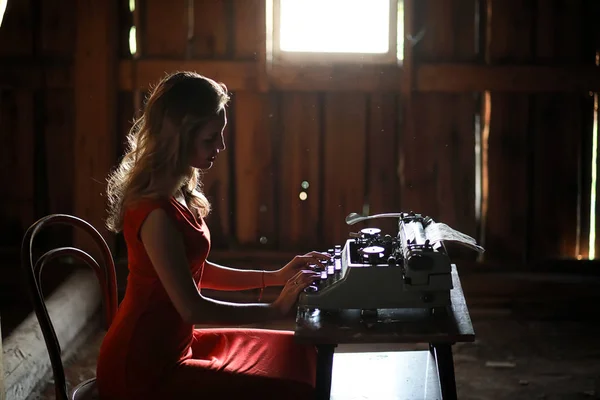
left=279, top=0, right=391, bottom=54
left=128, top=26, right=137, bottom=56
left=0, top=0, right=8, bottom=28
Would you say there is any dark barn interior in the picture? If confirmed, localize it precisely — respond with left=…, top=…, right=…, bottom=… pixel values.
left=1, top=0, right=600, bottom=399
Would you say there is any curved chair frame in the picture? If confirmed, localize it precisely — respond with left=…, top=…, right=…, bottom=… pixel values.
left=20, top=214, right=118, bottom=400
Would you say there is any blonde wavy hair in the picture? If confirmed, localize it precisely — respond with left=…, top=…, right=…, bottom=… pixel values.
left=105, top=71, right=230, bottom=233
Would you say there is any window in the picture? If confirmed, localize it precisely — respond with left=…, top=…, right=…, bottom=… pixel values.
left=268, top=0, right=404, bottom=65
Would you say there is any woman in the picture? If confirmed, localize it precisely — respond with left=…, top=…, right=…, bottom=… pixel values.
left=96, top=71, right=328, bottom=399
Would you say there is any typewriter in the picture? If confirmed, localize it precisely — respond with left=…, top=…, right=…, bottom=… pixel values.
left=298, top=211, right=456, bottom=314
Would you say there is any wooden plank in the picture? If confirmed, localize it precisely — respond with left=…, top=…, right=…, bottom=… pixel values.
left=202, top=97, right=234, bottom=249
left=401, top=0, right=444, bottom=225
left=437, top=94, right=478, bottom=241
left=73, top=0, right=118, bottom=246
left=530, top=94, right=583, bottom=260
left=232, top=0, right=262, bottom=59
left=488, top=0, right=535, bottom=64
left=232, top=0, right=268, bottom=91
left=269, top=64, right=403, bottom=92
left=400, top=0, right=414, bottom=96
left=416, top=64, right=600, bottom=92
left=365, top=94, right=400, bottom=236
left=40, top=0, right=76, bottom=56
left=233, top=92, right=276, bottom=247
left=118, top=60, right=258, bottom=91
left=535, top=0, right=583, bottom=63
left=117, top=60, right=600, bottom=92
left=322, top=94, right=367, bottom=245
left=277, top=93, right=321, bottom=250
left=414, top=0, right=476, bottom=62
left=0, top=0, right=33, bottom=56
left=484, top=94, right=530, bottom=262
left=402, top=0, right=478, bottom=261
left=44, top=90, right=74, bottom=215
left=584, top=0, right=600, bottom=63
left=0, top=62, right=67, bottom=89
left=413, top=0, right=451, bottom=61
left=400, top=94, right=477, bottom=232
left=3, top=270, right=101, bottom=400
left=528, top=0, right=586, bottom=261
left=484, top=0, right=535, bottom=262
left=142, top=0, right=187, bottom=57
left=192, top=0, right=228, bottom=58
left=0, top=90, right=34, bottom=247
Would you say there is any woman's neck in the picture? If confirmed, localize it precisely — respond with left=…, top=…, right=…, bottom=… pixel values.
left=174, top=188, right=187, bottom=206
left=174, top=190, right=199, bottom=220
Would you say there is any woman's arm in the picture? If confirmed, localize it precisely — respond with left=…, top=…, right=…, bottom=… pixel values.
left=140, top=209, right=281, bottom=326
left=201, top=261, right=283, bottom=291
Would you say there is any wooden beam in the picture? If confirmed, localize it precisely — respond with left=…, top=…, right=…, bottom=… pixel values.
left=3, top=270, right=101, bottom=400
left=417, top=64, right=600, bottom=92
left=74, top=0, right=118, bottom=246
left=2, top=59, right=600, bottom=93
left=118, top=60, right=403, bottom=92
left=118, top=59, right=258, bottom=91
left=401, top=0, right=415, bottom=97
left=118, top=60, right=600, bottom=92
left=232, top=0, right=270, bottom=92
left=264, top=64, right=403, bottom=92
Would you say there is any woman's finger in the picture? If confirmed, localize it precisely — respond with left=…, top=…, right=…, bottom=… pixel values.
left=300, top=271, right=320, bottom=288
left=287, top=271, right=319, bottom=291
left=294, top=276, right=318, bottom=295
left=290, top=269, right=304, bottom=281
left=296, top=254, right=330, bottom=266
left=305, top=251, right=331, bottom=260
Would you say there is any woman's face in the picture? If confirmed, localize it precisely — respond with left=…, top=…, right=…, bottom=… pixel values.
left=189, top=110, right=227, bottom=170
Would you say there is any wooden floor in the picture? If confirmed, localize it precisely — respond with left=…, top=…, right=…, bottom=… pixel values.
left=24, top=309, right=600, bottom=400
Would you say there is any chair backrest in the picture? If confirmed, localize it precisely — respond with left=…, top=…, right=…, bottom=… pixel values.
left=20, top=214, right=118, bottom=400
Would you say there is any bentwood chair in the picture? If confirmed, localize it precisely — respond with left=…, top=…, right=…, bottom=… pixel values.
left=20, top=214, right=118, bottom=400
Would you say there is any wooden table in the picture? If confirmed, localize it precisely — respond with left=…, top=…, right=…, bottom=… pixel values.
left=295, top=265, right=475, bottom=400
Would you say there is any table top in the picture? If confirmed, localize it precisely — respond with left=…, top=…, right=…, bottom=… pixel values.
left=294, top=264, right=475, bottom=345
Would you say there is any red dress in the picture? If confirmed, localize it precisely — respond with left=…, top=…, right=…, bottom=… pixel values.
left=96, top=198, right=317, bottom=399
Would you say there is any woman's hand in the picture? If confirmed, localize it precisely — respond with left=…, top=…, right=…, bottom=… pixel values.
left=271, top=251, right=331, bottom=286
left=271, top=270, right=321, bottom=317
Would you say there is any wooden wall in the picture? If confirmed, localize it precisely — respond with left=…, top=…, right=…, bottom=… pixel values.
left=1, top=0, right=600, bottom=268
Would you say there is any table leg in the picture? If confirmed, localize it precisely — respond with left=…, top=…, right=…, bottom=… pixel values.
left=314, top=344, right=336, bottom=400
left=430, top=343, right=457, bottom=400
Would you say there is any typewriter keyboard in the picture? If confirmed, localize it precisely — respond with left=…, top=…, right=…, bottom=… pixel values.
left=305, top=245, right=343, bottom=293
